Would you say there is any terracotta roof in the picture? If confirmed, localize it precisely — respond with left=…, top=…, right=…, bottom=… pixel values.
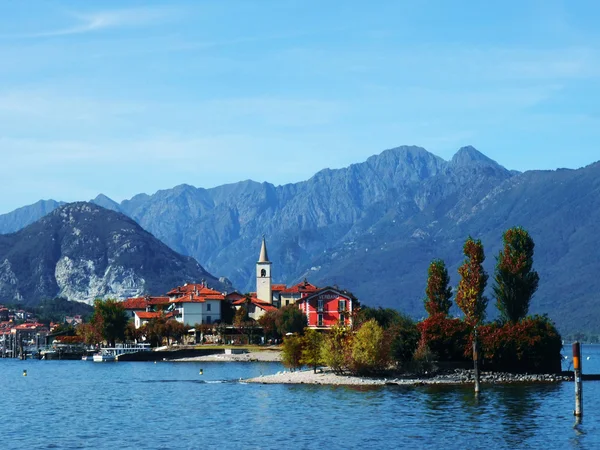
left=225, top=292, right=245, bottom=302
left=121, top=297, right=148, bottom=310
left=272, top=284, right=287, bottom=291
left=135, top=311, right=175, bottom=320
left=232, top=296, right=278, bottom=312
left=170, top=290, right=226, bottom=304
left=147, top=296, right=170, bottom=305
left=280, top=280, right=320, bottom=294
left=167, top=283, right=206, bottom=296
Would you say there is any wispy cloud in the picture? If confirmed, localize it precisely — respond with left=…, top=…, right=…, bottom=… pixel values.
left=3, top=7, right=175, bottom=39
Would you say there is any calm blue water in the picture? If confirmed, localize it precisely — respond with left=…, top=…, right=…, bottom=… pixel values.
left=1, top=345, right=599, bottom=450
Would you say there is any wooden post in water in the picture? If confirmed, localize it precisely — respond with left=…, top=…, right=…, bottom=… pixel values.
left=473, top=328, right=480, bottom=394
left=573, top=342, right=583, bottom=417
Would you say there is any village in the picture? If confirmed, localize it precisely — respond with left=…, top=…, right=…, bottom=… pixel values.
left=0, top=237, right=359, bottom=358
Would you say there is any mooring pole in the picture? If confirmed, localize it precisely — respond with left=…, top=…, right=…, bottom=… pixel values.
left=573, top=342, right=583, bottom=417
left=473, top=327, right=480, bottom=394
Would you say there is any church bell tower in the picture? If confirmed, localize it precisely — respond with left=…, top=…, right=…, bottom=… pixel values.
left=256, top=236, right=272, bottom=304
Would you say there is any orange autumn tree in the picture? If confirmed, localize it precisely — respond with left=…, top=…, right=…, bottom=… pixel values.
left=424, top=259, right=453, bottom=317
left=455, top=237, right=488, bottom=327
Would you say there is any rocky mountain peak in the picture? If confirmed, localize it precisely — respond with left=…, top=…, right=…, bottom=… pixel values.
left=451, top=146, right=502, bottom=168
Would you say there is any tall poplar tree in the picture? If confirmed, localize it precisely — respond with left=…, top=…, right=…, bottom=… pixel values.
left=424, top=259, right=453, bottom=316
left=493, top=227, right=539, bottom=323
left=456, top=237, right=488, bottom=327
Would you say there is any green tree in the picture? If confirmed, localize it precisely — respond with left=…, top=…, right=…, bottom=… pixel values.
left=455, top=237, right=489, bottom=327
left=275, top=305, right=307, bottom=336
left=356, top=306, right=404, bottom=329
left=301, top=328, right=324, bottom=373
left=493, top=227, right=540, bottom=323
left=388, top=315, right=420, bottom=367
left=321, top=324, right=351, bottom=374
left=281, top=335, right=304, bottom=371
left=165, top=320, right=188, bottom=345
left=92, top=299, right=129, bottom=347
left=349, top=319, right=389, bottom=375
left=258, top=310, right=279, bottom=341
left=424, top=259, right=453, bottom=316
left=221, top=301, right=236, bottom=324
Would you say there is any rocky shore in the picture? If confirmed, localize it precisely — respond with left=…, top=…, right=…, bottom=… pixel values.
left=245, top=368, right=571, bottom=386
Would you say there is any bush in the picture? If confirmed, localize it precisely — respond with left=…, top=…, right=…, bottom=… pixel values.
left=417, top=313, right=470, bottom=362
left=478, top=315, right=562, bottom=373
left=301, top=329, right=324, bottom=373
left=282, top=335, right=304, bottom=371
left=349, top=319, right=390, bottom=375
left=321, top=325, right=351, bottom=374
left=411, top=340, right=436, bottom=375
left=388, top=316, right=420, bottom=367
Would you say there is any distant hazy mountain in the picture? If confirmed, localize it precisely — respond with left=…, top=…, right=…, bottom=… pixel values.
left=0, top=202, right=229, bottom=306
left=0, top=199, right=65, bottom=234
left=1, top=146, right=599, bottom=332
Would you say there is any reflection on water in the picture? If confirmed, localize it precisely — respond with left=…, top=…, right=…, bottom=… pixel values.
left=1, top=359, right=600, bottom=450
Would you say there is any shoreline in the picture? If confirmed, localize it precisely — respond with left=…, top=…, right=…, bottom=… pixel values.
left=170, top=350, right=282, bottom=363
left=245, top=368, right=572, bottom=386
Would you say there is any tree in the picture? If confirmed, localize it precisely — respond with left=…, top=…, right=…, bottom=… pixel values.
left=455, top=237, right=489, bottom=327
left=275, top=305, right=307, bottom=336
left=124, top=321, right=142, bottom=343
left=321, top=324, right=351, bottom=374
left=281, top=335, right=304, bottom=371
left=77, top=322, right=103, bottom=346
left=349, top=319, right=389, bottom=375
left=165, top=320, right=187, bottom=345
left=301, top=328, right=323, bottom=373
left=221, top=301, right=236, bottom=324
left=92, top=299, right=129, bottom=347
left=142, top=316, right=166, bottom=347
left=258, top=311, right=279, bottom=341
left=493, top=227, right=540, bottom=323
left=424, top=259, right=453, bottom=316
left=388, top=315, right=420, bottom=367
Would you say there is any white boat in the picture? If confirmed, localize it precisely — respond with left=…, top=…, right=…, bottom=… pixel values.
left=93, top=353, right=116, bottom=362
left=91, top=343, right=151, bottom=362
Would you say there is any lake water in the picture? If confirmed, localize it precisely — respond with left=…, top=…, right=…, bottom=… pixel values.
left=1, top=345, right=600, bottom=450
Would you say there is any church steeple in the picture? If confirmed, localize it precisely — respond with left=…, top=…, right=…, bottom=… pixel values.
left=258, top=236, right=269, bottom=263
left=256, top=236, right=272, bottom=303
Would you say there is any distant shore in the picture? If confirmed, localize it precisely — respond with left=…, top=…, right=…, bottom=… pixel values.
left=245, top=368, right=572, bottom=386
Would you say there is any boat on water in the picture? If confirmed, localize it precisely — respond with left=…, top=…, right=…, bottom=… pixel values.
left=90, top=343, right=151, bottom=362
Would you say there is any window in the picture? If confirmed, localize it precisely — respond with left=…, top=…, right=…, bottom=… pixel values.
left=260, top=268, right=266, bottom=277
left=339, top=314, right=345, bottom=325
left=206, top=316, right=211, bottom=324
left=317, top=314, right=323, bottom=327
left=207, top=303, right=211, bottom=312
left=338, top=300, right=347, bottom=312
left=317, top=299, right=324, bottom=311
left=285, top=300, right=290, bottom=306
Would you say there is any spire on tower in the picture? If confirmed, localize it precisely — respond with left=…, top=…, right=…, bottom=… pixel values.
left=258, top=235, right=269, bottom=263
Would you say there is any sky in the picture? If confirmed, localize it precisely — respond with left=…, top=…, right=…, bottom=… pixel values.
left=1, top=0, right=599, bottom=214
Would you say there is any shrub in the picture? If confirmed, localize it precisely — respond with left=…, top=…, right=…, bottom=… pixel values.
left=478, top=315, right=562, bottom=373
left=301, top=328, right=324, bottom=373
left=349, top=319, right=390, bottom=375
left=281, top=335, right=304, bottom=371
left=388, top=316, right=420, bottom=367
left=417, top=313, right=470, bottom=362
left=321, top=325, right=352, bottom=374
left=411, top=340, right=436, bottom=375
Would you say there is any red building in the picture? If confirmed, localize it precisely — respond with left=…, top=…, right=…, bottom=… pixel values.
left=296, top=287, right=358, bottom=329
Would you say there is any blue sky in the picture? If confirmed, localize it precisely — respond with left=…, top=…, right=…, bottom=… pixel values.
left=1, top=0, right=599, bottom=214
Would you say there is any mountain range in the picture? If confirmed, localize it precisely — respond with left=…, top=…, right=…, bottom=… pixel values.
left=1, top=145, right=599, bottom=332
